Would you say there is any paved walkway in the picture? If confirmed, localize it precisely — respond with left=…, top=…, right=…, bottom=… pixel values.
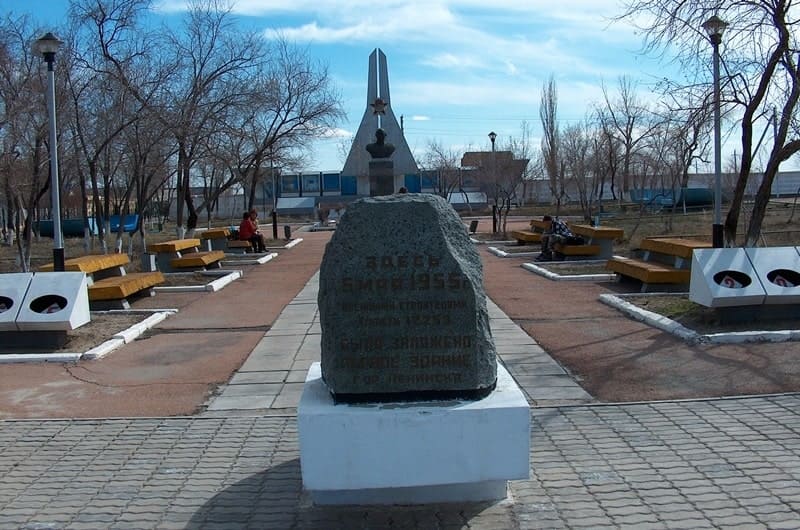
left=203, top=273, right=591, bottom=415
left=2, top=395, right=799, bottom=528
left=2, top=222, right=800, bottom=528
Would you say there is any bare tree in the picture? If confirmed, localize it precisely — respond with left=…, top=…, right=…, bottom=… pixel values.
left=505, top=121, right=537, bottom=206
left=619, top=0, right=800, bottom=246
left=0, top=13, right=53, bottom=271
left=419, top=139, right=465, bottom=205
left=600, top=77, right=659, bottom=198
left=561, top=120, right=594, bottom=221
left=540, top=75, right=566, bottom=214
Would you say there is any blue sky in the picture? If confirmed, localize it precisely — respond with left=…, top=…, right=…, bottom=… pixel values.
left=6, top=0, right=675, bottom=172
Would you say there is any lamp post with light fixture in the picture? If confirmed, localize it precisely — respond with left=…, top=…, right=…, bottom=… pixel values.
left=33, top=32, right=65, bottom=270
left=489, top=131, right=497, bottom=233
left=702, top=15, right=728, bottom=248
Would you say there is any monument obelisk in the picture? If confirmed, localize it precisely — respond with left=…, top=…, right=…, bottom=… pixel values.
left=341, top=49, right=418, bottom=195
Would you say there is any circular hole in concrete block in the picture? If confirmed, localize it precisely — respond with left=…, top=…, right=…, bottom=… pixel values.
left=0, top=296, right=13, bottom=313
left=767, top=268, right=800, bottom=287
left=713, top=270, right=752, bottom=289
left=29, top=294, right=68, bottom=314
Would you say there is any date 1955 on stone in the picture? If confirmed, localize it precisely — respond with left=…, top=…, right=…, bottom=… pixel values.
left=340, top=272, right=469, bottom=292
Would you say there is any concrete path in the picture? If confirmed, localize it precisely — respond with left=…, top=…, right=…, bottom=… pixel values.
left=203, top=272, right=591, bottom=415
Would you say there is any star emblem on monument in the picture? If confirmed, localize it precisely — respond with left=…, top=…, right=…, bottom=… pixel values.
left=370, top=97, right=387, bottom=115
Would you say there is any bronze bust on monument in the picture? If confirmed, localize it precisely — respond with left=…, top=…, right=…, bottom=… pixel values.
left=366, top=128, right=395, bottom=195
left=366, top=128, right=395, bottom=159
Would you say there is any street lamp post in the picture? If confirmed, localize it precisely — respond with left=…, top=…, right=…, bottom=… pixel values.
left=270, top=149, right=278, bottom=239
left=488, top=131, right=497, bottom=233
left=34, top=32, right=65, bottom=271
left=703, top=15, right=728, bottom=248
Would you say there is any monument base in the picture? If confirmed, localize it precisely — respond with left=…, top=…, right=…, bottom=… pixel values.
left=368, top=159, right=394, bottom=196
left=298, top=361, right=530, bottom=505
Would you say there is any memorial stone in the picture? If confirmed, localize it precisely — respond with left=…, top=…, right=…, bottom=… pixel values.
left=318, top=193, right=497, bottom=402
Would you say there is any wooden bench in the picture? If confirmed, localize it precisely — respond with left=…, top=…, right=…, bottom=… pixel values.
left=226, top=240, right=254, bottom=254
left=606, top=256, right=690, bottom=285
left=511, top=219, right=549, bottom=245
left=569, top=224, right=624, bottom=260
left=89, top=272, right=165, bottom=303
left=606, top=237, right=712, bottom=292
left=39, top=253, right=129, bottom=280
left=40, top=254, right=164, bottom=309
left=199, top=227, right=231, bottom=251
left=640, top=237, right=712, bottom=266
left=552, top=243, right=601, bottom=258
left=147, top=238, right=225, bottom=273
left=170, top=251, right=225, bottom=269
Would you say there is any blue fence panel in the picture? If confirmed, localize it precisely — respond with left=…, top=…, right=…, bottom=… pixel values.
left=323, top=173, right=340, bottom=192
left=109, top=214, right=139, bottom=233
left=404, top=174, right=421, bottom=193
left=341, top=175, right=357, bottom=195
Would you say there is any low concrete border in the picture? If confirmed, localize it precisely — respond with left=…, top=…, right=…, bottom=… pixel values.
left=488, top=246, right=538, bottom=258
left=221, top=252, right=278, bottom=267
left=599, top=292, right=800, bottom=344
left=154, top=270, right=242, bottom=293
left=266, top=237, right=303, bottom=250
left=0, top=309, right=178, bottom=363
left=521, top=261, right=617, bottom=282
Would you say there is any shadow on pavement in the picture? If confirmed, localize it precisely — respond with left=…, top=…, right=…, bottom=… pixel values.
left=187, top=458, right=504, bottom=528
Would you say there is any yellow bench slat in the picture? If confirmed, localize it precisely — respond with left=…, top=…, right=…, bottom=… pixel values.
left=227, top=240, right=253, bottom=247
left=39, top=253, right=130, bottom=273
left=553, top=244, right=601, bottom=256
left=200, top=228, right=230, bottom=239
left=640, top=237, right=711, bottom=259
left=147, top=238, right=202, bottom=253
left=569, top=224, right=624, bottom=240
left=511, top=230, right=543, bottom=243
left=170, top=250, right=225, bottom=268
left=606, top=256, right=689, bottom=284
left=88, top=272, right=165, bottom=300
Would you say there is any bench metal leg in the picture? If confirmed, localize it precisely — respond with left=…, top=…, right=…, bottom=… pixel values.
left=90, top=299, right=132, bottom=310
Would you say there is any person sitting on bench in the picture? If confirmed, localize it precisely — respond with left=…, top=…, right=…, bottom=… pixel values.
left=537, top=214, right=573, bottom=262
left=238, top=211, right=266, bottom=252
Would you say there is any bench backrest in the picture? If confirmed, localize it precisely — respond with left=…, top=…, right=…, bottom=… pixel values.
left=39, top=253, right=130, bottom=273
left=147, top=238, right=201, bottom=253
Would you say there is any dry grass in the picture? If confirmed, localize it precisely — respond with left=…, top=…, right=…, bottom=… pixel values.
left=625, top=293, right=800, bottom=334
left=0, top=221, right=294, bottom=274
left=494, top=199, right=800, bottom=254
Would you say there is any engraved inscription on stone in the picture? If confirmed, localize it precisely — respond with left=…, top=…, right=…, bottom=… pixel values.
left=318, top=193, right=497, bottom=400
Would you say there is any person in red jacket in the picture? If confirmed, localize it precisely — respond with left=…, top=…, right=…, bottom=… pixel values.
left=238, top=211, right=266, bottom=252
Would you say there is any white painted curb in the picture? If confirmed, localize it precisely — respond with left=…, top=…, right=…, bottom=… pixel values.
left=0, top=310, right=178, bottom=363
left=488, top=246, right=539, bottom=258
left=522, top=262, right=617, bottom=282
left=155, top=271, right=241, bottom=293
left=285, top=238, right=303, bottom=248
left=221, top=252, right=278, bottom=267
left=206, top=270, right=243, bottom=292
left=599, top=293, right=800, bottom=344
left=82, top=310, right=178, bottom=360
left=82, top=338, right=126, bottom=360
left=0, top=352, right=82, bottom=364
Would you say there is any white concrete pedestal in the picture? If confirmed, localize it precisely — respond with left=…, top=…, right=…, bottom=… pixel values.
left=298, top=361, right=530, bottom=505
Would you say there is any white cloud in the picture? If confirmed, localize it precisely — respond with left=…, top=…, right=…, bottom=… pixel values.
left=505, top=61, right=519, bottom=76
left=320, top=127, right=353, bottom=139
left=411, top=116, right=431, bottom=121
left=421, top=53, right=486, bottom=71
